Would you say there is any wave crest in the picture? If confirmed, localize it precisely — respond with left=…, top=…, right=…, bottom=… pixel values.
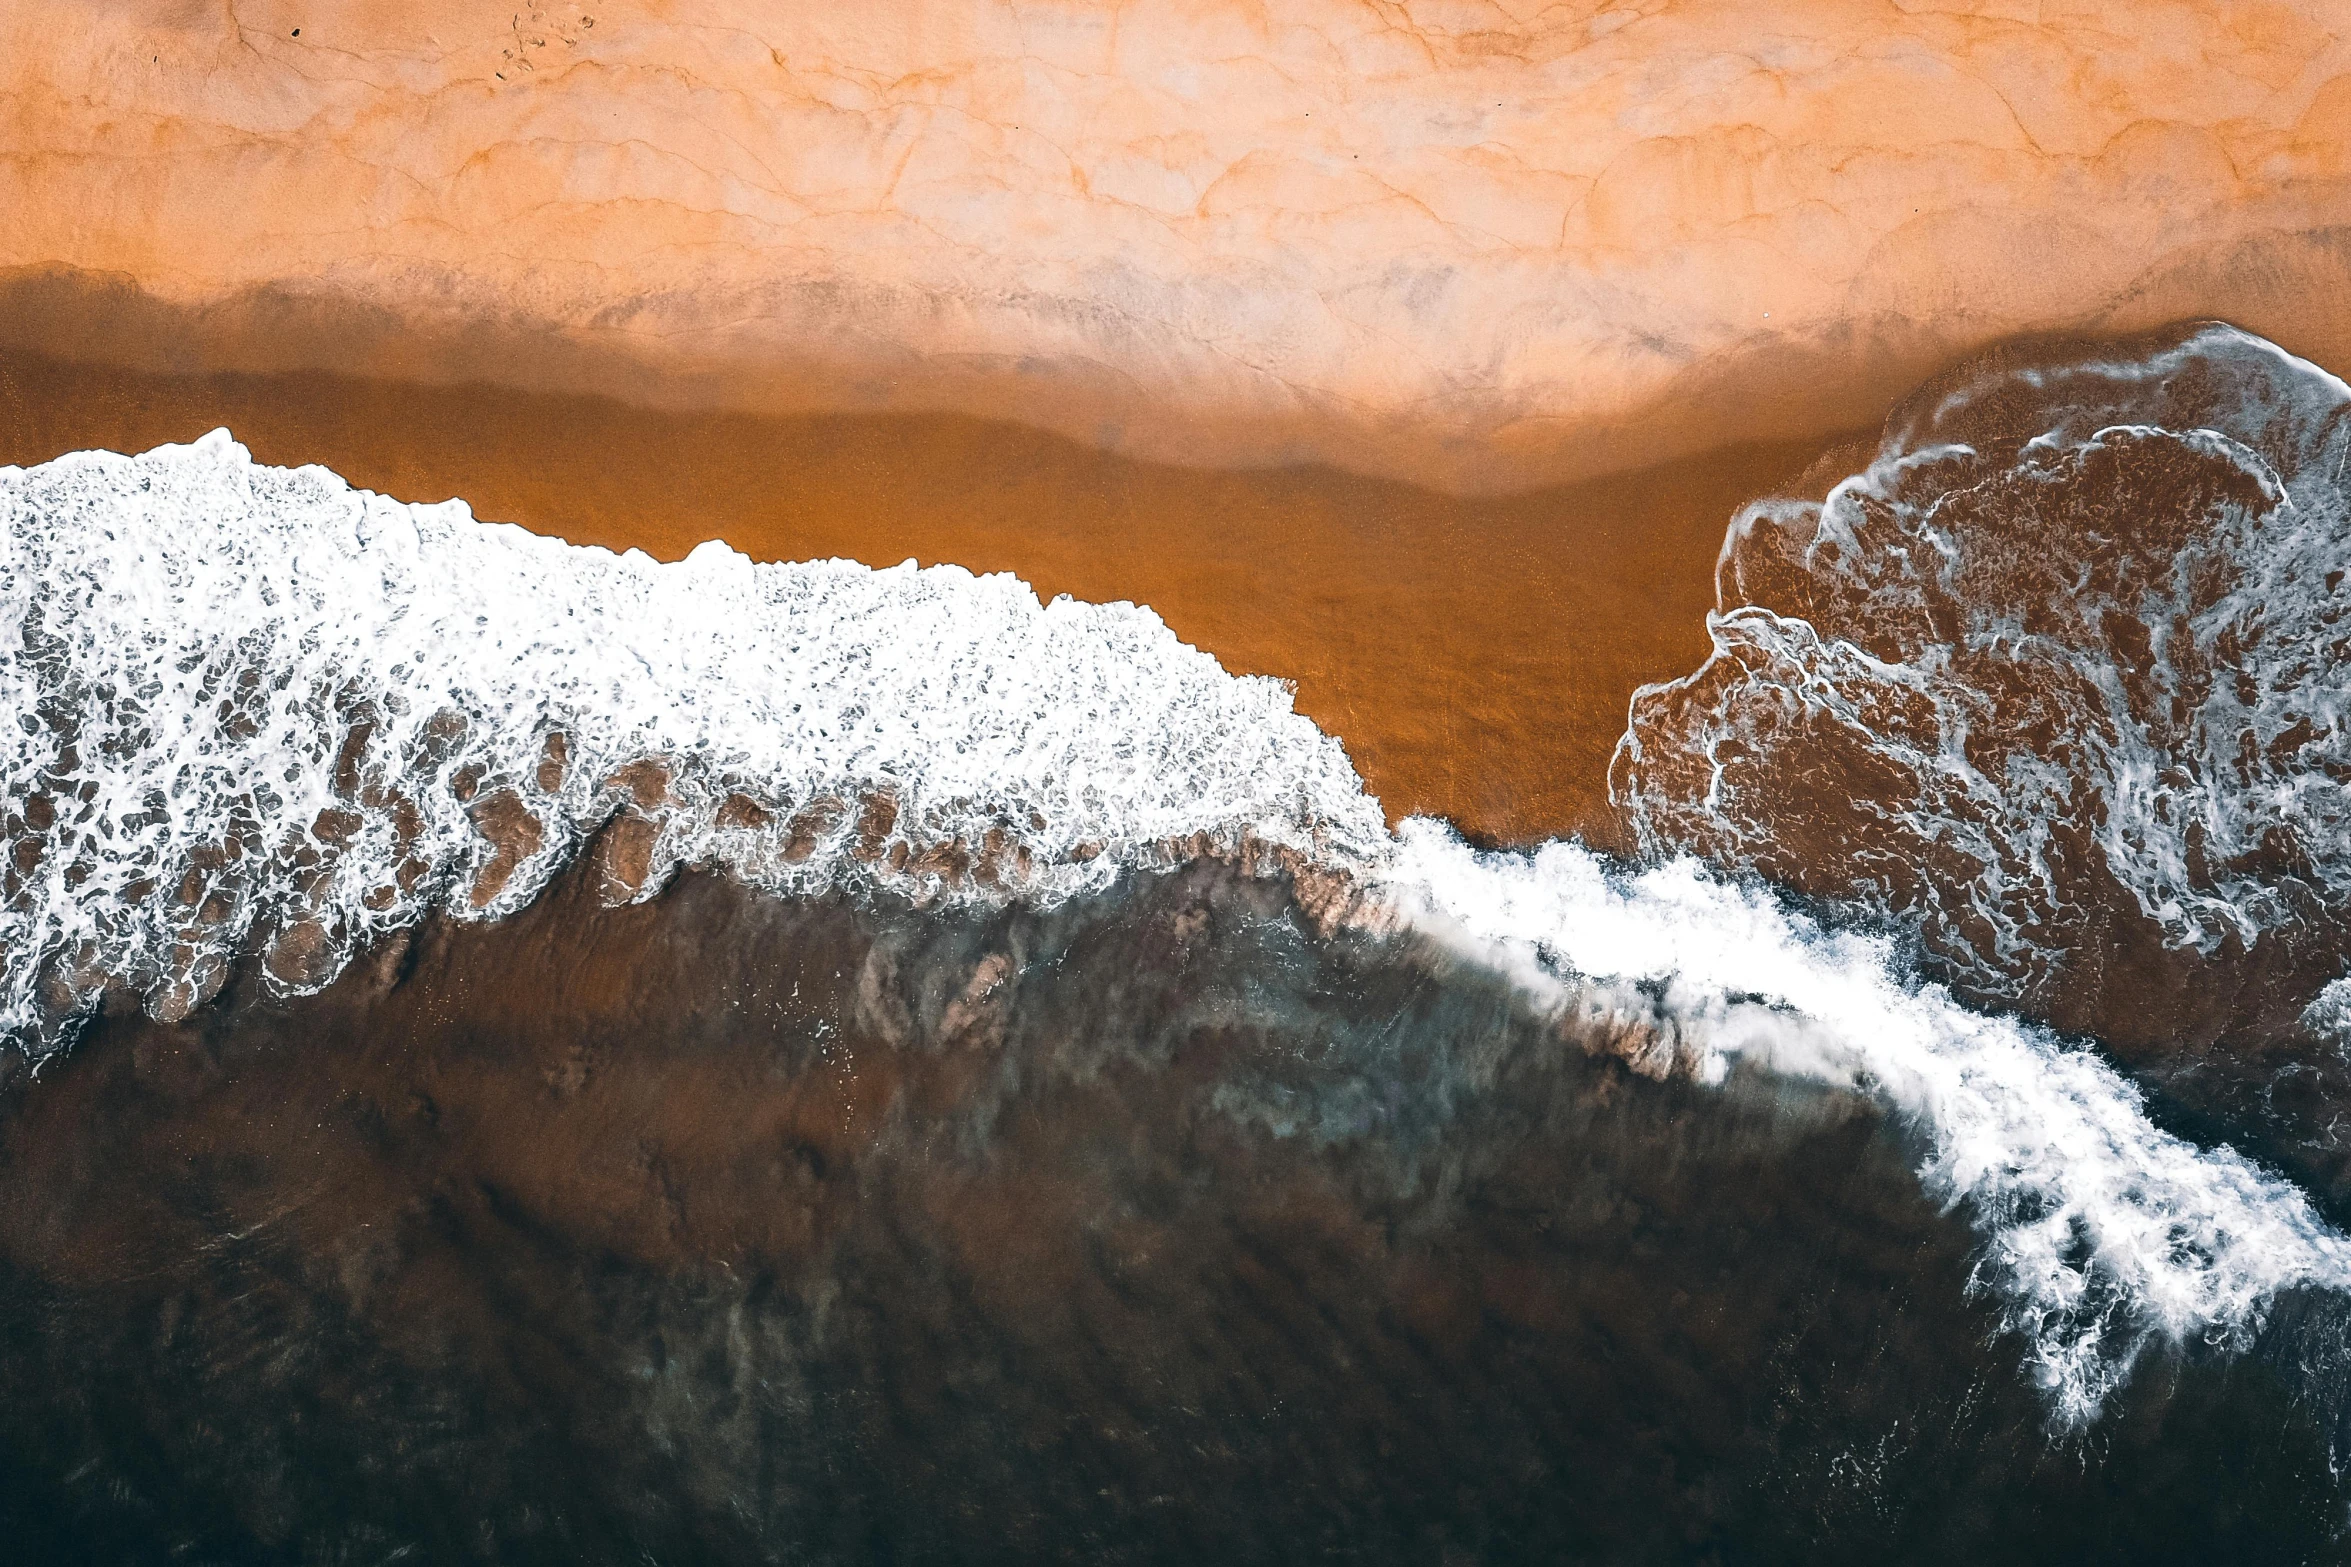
left=0, top=430, right=1385, bottom=1051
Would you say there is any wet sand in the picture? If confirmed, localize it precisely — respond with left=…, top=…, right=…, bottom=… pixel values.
left=0, top=346, right=1838, bottom=849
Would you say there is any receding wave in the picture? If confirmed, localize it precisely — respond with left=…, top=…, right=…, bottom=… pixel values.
left=1614, top=323, right=2351, bottom=1039
left=4, top=411, right=2348, bottom=1426
left=1613, top=322, right=2351, bottom=1222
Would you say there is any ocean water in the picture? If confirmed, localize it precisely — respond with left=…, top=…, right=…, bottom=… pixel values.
left=6, top=323, right=2351, bottom=1560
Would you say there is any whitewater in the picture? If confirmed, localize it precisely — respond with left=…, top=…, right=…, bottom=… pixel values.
left=2, top=419, right=2346, bottom=1429
left=1613, top=324, right=2351, bottom=1022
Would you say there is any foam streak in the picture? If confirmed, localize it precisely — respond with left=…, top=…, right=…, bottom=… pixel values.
left=1383, top=823, right=2351, bottom=1424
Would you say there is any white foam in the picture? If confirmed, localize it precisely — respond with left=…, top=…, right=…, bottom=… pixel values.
left=1612, top=323, right=2351, bottom=1007
left=3, top=425, right=2345, bottom=1426
left=2308, top=979, right=2351, bottom=1056
left=1379, top=822, right=2351, bottom=1425
left=0, top=430, right=1388, bottom=1046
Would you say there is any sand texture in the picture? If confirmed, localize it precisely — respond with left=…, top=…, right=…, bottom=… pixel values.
left=4, top=0, right=2349, bottom=490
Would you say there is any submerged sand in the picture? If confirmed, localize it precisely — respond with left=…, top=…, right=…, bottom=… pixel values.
left=0, top=346, right=1836, bottom=848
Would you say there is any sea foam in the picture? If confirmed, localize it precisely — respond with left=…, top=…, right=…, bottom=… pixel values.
left=1382, top=824, right=2351, bottom=1426
left=2, top=425, right=2345, bottom=1426
left=0, top=430, right=1386, bottom=1047
left=1612, top=324, right=2351, bottom=1021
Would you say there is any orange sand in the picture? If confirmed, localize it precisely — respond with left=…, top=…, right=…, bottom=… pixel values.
left=5, top=1, right=2348, bottom=492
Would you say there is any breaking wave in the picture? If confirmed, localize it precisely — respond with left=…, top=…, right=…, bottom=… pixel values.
left=1384, top=826, right=2351, bottom=1425
left=0, top=430, right=1386, bottom=1047
left=5, top=397, right=2350, bottom=1427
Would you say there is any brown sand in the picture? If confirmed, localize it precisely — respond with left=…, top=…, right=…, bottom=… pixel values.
left=8, top=1, right=2350, bottom=493
left=0, top=346, right=1836, bottom=849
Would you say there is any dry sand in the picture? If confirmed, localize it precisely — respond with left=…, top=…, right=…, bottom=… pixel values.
left=7, top=1, right=2349, bottom=492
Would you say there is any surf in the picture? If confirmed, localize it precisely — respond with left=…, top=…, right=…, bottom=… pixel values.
left=8, top=363, right=2351, bottom=1426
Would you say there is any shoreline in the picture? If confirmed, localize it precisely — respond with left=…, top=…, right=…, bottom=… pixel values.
left=0, top=343, right=1843, bottom=850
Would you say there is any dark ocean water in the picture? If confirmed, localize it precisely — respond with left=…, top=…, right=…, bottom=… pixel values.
left=3, top=855, right=2345, bottom=1564
left=7, top=321, right=2351, bottom=1560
